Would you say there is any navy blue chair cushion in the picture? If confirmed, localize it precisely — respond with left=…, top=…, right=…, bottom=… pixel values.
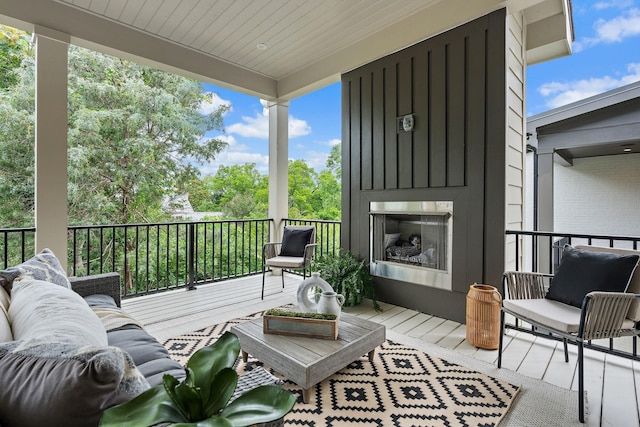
left=279, top=228, right=313, bottom=257
left=546, top=245, right=640, bottom=308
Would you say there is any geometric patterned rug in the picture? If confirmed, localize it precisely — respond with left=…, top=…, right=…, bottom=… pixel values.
left=163, top=311, right=520, bottom=427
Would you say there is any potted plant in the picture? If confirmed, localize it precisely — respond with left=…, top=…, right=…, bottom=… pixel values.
left=312, top=249, right=381, bottom=311
left=100, top=331, right=296, bottom=427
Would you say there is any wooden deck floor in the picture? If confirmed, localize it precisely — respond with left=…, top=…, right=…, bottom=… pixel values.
left=122, top=273, right=640, bottom=426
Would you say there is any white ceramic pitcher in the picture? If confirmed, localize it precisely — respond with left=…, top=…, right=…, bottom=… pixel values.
left=316, top=291, right=345, bottom=316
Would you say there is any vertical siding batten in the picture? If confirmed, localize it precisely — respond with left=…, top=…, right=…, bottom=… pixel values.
left=373, top=70, right=385, bottom=190
left=384, top=62, right=398, bottom=189
left=361, top=72, right=373, bottom=191
left=413, top=50, right=429, bottom=188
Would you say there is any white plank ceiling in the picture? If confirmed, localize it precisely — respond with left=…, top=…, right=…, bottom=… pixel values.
left=58, top=0, right=440, bottom=80
left=0, top=0, right=572, bottom=99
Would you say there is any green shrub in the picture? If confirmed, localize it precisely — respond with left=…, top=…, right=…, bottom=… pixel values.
left=312, top=250, right=381, bottom=311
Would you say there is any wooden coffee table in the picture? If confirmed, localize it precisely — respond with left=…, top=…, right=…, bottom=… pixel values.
left=230, top=312, right=385, bottom=403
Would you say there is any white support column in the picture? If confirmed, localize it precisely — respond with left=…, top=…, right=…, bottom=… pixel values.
left=267, top=100, right=289, bottom=242
left=34, top=27, right=69, bottom=268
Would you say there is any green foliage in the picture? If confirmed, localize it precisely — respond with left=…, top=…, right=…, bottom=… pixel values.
left=0, top=26, right=31, bottom=89
left=312, top=250, right=381, bottom=311
left=100, top=332, right=296, bottom=427
left=198, top=164, right=268, bottom=218
left=325, top=144, right=341, bottom=180
left=67, top=45, right=228, bottom=226
left=265, top=309, right=337, bottom=320
left=0, top=28, right=35, bottom=228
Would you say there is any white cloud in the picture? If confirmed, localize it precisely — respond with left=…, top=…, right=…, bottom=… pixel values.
left=200, top=92, right=232, bottom=115
left=303, top=150, right=332, bottom=171
left=537, top=63, right=640, bottom=109
left=574, top=8, right=640, bottom=51
left=201, top=150, right=269, bottom=176
left=593, top=0, right=634, bottom=11
left=328, top=138, right=341, bottom=146
left=226, top=99, right=311, bottom=139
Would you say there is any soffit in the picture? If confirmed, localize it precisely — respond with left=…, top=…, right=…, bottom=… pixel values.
left=0, top=0, right=572, bottom=99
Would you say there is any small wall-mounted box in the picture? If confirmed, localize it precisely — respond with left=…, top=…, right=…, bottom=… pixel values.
left=397, top=114, right=415, bottom=132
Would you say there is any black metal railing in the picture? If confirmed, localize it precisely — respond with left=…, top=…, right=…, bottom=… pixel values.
left=0, top=227, right=36, bottom=269
left=505, top=229, right=640, bottom=360
left=1, top=218, right=342, bottom=298
left=68, top=219, right=273, bottom=297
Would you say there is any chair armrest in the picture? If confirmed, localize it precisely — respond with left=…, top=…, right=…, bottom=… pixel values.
left=580, top=292, right=639, bottom=340
left=303, top=243, right=317, bottom=264
left=502, top=271, right=551, bottom=300
left=70, top=272, right=122, bottom=308
left=263, top=242, right=282, bottom=260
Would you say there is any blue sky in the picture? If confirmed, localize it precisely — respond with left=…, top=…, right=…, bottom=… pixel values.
left=200, top=0, right=640, bottom=177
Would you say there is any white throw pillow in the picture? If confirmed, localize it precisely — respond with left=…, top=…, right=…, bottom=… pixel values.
left=0, top=286, right=9, bottom=313
left=9, top=278, right=107, bottom=347
left=0, top=304, right=12, bottom=342
left=0, top=283, right=12, bottom=341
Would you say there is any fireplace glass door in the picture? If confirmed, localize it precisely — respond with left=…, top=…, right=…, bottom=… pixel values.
left=370, top=201, right=453, bottom=290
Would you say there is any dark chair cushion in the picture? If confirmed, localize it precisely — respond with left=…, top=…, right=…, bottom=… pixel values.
left=546, top=245, right=640, bottom=308
left=279, top=227, right=313, bottom=257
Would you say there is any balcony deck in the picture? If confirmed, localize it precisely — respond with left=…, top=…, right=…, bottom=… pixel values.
left=122, top=273, right=640, bottom=427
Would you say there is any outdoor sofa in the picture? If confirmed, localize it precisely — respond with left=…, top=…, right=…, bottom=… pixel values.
left=0, top=250, right=186, bottom=426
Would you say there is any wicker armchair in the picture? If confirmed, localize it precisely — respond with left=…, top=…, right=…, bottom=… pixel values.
left=261, top=226, right=316, bottom=299
left=498, top=266, right=640, bottom=423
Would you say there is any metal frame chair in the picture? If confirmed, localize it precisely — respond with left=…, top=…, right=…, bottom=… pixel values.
left=498, top=270, right=640, bottom=423
left=261, top=226, right=316, bottom=299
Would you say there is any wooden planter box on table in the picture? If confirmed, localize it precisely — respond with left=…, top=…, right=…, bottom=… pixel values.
left=263, top=311, right=339, bottom=340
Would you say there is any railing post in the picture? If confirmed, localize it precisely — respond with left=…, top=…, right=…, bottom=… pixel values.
left=187, top=222, right=197, bottom=291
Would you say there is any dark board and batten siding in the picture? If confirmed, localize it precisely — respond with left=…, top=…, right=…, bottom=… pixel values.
left=341, top=9, right=507, bottom=323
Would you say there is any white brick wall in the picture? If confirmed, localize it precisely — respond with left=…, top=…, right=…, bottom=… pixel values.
left=554, top=153, right=640, bottom=237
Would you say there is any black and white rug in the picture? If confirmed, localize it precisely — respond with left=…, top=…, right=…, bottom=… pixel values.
left=163, top=311, right=520, bottom=426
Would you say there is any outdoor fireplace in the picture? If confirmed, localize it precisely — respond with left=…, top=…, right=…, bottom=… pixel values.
left=370, top=201, right=453, bottom=290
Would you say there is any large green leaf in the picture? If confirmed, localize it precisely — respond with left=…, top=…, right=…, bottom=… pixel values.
left=203, top=368, right=238, bottom=417
left=187, top=331, right=240, bottom=403
left=99, top=385, right=187, bottom=426
left=167, top=369, right=206, bottom=421
left=220, top=385, right=296, bottom=426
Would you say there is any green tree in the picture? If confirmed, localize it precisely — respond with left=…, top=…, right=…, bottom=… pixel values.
left=200, top=163, right=268, bottom=218
left=0, top=26, right=31, bottom=89
left=0, top=27, right=34, bottom=227
left=67, top=45, right=228, bottom=226
left=313, top=169, right=341, bottom=220
left=326, top=143, right=341, bottom=180
left=288, top=159, right=317, bottom=218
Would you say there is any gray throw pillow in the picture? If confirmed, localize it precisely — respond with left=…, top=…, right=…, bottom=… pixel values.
left=546, top=245, right=640, bottom=308
left=0, top=248, right=70, bottom=292
left=279, top=227, right=313, bottom=257
left=0, top=339, right=149, bottom=427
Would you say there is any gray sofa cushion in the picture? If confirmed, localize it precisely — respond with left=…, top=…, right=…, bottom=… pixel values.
left=84, top=293, right=186, bottom=387
left=0, top=340, right=149, bottom=427
left=107, top=325, right=185, bottom=387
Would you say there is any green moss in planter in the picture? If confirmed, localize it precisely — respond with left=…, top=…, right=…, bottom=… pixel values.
left=265, top=309, right=337, bottom=321
left=312, top=249, right=381, bottom=311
